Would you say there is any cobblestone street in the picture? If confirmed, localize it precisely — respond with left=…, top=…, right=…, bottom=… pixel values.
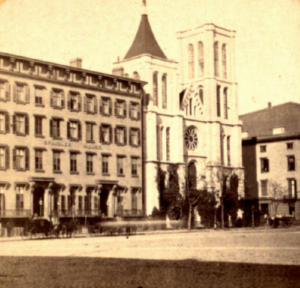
left=0, top=229, right=300, bottom=288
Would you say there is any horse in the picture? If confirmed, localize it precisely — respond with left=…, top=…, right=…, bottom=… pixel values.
left=65, top=219, right=79, bottom=238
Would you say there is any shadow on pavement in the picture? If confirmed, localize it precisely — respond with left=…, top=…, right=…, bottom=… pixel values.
left=0, top=256, right=299, bottom=288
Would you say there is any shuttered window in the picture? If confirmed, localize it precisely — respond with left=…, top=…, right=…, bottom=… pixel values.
left=67, top=121, right=82, bottom=141
left=13, top=147, right=29, bottom=170
left=99, top=124, right=112, bottom=144
left=0, top=146, right=9, bottom=170
left=0, top=81, right=10, bottom=101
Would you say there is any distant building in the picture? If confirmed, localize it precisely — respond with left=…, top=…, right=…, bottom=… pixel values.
left=0, top=51, right=146, bottom=228
left=240, top=102, right=300, bottom=220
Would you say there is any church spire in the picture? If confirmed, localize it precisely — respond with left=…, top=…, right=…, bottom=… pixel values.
left=123, top=3, right=167, bottom=60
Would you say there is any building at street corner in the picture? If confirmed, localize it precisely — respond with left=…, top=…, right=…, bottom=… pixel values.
left=113, top=13, right=244, bottom=217
left=240, top=102, right=300, bottom=221
left=0, top=52, right=146, bottom=229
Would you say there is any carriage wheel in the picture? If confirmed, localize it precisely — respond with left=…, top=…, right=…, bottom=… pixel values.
left=29, top=228, right=37, bottom=239
left=21, top=230, right=30, bottom=240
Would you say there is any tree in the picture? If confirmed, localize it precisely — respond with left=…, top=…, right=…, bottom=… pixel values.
left=268, top=179, right=288, bottom=217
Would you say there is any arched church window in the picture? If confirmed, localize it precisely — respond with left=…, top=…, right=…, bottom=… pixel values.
left=160, top=127, right=164, bottom=160
left=217, top=85, right=221, bottom=117
left=222, top=44, right=227, bottom=79
left=220, top=134, right=224, bottom=166
left=153, top=72, right=158, bottom=106
left=199, top=87, right=204, bottom=105
left=166, top=127, right=170, bottom=161
left=162, top=74, right=167, bottom=109
left=214, top=42, right=219, bottom=77
left=227, top=136, right=231, bottom=166
left=198, top=42, right=204, bottom=77
left=156, top=125, right=160, bottom=161
left=223, top=88, right=228, bottom=119
left=189, top=98, right=192, bottom=116
left=188, top=44, right=195, bottom=79
left=188, top=161, right=197, bottom=190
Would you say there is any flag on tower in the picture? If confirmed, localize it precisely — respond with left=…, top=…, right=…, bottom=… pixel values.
left=143, top=0, right=147, bottom=7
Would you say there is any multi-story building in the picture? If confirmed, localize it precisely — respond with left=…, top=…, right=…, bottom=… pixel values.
left=240, top=102, right=300, bottom=220
left=0, top=52, right=146, bottom=229
left=113, top=13, right=244, bottom=217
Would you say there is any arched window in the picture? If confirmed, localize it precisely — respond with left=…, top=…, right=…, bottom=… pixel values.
left=216, top=85, right=221, bottom=117
left=153, top=72, right=158, bottom=106
left=214, top=42, right=219, bottom=77
left=156, top=125, right=160, bottom=160
left=188, top=161, right=197, bottom=190
left=160, top=127, right=164, bottom=160
left=223, top=88, right=228, bottom=119
left=198, top=42, right=204, bottom=77
left=199, top=87, right=204, bottom=105
left=220, top=134, right=224, bottom=166
left=222, top=44, right=227, bottom=79
left=166, top=128, right=170, bottom=161
left=162, top=74, right=167, bottom=109
left=227, top=136, right=231, bottom=166
left=188, top=44, right=194, bottom=79
left=189, top=98, right=192, bottom=116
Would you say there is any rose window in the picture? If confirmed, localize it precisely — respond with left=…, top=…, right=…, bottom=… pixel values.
left=184, top=127, right=198, bottom=150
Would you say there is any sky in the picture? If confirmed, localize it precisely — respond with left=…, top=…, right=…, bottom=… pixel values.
left=0, top=0, right=299, bottom=115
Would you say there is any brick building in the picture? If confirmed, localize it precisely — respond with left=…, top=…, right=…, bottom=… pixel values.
left=0, top=52, right=146, bottom=229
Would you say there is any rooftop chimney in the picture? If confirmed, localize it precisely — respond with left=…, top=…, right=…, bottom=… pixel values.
left=70, top=58, right=82, bottom=68
left=268, top=102, right=272, bottom=108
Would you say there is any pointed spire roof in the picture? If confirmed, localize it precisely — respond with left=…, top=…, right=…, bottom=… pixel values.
left=124, top=14, right=167, bottom=60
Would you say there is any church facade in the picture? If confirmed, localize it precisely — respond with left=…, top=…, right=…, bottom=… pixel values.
left=113, top=15, right=244, bottom=216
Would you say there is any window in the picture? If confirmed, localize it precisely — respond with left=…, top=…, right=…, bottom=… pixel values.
left=129, top=102, right=140, bottom=120
left=166, top=127, right=170, bottom=161
left=34, top=116, right=43, bottom=137
left=214, top=42, right=219, bottom=77
left=0, top=112, right=9, bottom=133
left=67, top=120, right=82, bottom=141
left=35, top=150, right=43, bottom=171
left=13, top=147, right=29, bottom=170
left=216, top=85, right=221, bottom=117
left=100, top=124, right=112, bottom=144
left=16, top=189, right=24, bottom=211
left=189, top=98, right=192, bottom=116
left=115, top=126, right=127, bottom=145
left=156, top=125, right=160, bottom=161
left=68, top=93, right=82, bottom=111
left=131, top=190, right=138, bottom=214
left=50, top=118, right=61, bottom=138
left=260, top=145, right=266, bottom=153
left=261, top=158, right=269, bottom=173
left=70, top=153, right=78, bottom=173
left=102, top=155, right=109, bottom=174
left=223, top=88, right=228, bottom=119
left=53, top=151, right=61, bottom=172
left=84, top=94, right=97, bottom=114
left=86, top=123, right=95, bottom=143
left=0, top=187, right=5, bottom=213
left=288, top=179, right=297, bottom=198
left=220, top=135, right=224, bottom=166
left=0, top=81, right=10, bottom=101
left=188, top=44, right=194, bottom=79
left=227, top=136, right=231, bottom=166
left=287, top=143, right=293, bottom=150
left=287, top=156, right=295, bottom=171
left=199, top=87, right=204, bottom=105
left=153, top=72, right=158, bottom=106
left=100, top=97, right=112, bottom=116
left=0, top=146, right=9, bottom=170
left=222, top=44, right=227, bottom=79
left=13, top=114, right=29, bottom=135
left=78, top=196, right=83, bottom=212
left=115, top=100, right=126, bottom=117
left=50, top=89, right=65, bottom=108
left=162, top=74, right=167, bottom=109
left=35, top=87, right=44, bottom=106
left=129, top=128, right=140, bottom=146
left=117, top=156, right=125, bottom=175
left=198, top=42, right=204, bottom=77
left=261, top=180, right=268, bottom=196
left=86, top=154, right=94, bottom=173
left=131, top=157, right=138, bottom=176
left=61, top=195, right=66, bottom=212
left=14, top=84, right=29, bottom=103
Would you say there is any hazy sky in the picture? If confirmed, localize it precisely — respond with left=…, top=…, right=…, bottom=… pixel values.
left=0, top=0, right=299, bottom=115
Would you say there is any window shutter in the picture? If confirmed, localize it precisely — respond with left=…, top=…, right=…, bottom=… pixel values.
left=124, top=102, right=127, bottom=118
left=67, top=93, right=71, bottom=109
left=16, top=194, right=19, bottom=210
left=84, top=96, right=87, bottom=112
left=25, top=148, right=30, bottom=170
left=50, top=120, right=53, bottom=137
left=78, top=122, right=82, bottom=140
left=5, top=83, right=10, bottom=101
left=114, top=101, right=117, bottom=116
left=114, top=127, right=117, bottom=143
left=129, top=103, right=132, bottom=118
left=137, top=104, right=141, bottom=120
left=25, top=86, right=30, bottom=103
left=67, top=122, right=70, bottom=139
left=100, top=98, right=103, bottom=114
left=94, top=97, right=97, bottom=113
left=99, top=125, right=103, bottom=143
left=61, top=91, right=65, bottom=108
left=124, top=127, right=127, bottom=145
left=109, top=125, right=113, bottom=143
left=78, top=94, right=82, bottom=111
left=109, top=98, right=112, bottom=115
left=129, top=128, right=132, bottom=146
left=25, top=115, right=29, bottom=135
left=12, top=115, right=16, bottom=134
left=5, top=113, right=10, bottom=133
left=138, top=129, right=141, bottom=146
left=13, top=148, right=16, bottom=169
left=50, top=90, right=53, bottom=107
left=13, top=84, right=17, bottom=102
left=5, top=147, right=9, bottom=169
